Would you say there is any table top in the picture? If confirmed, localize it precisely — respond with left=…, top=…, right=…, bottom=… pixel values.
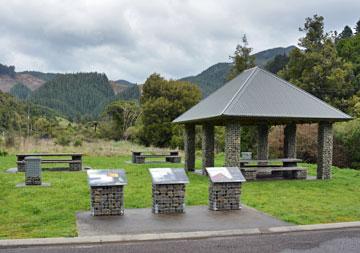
left=240, top=158, right=302, bottom=163
left=206, top=167, right=246, bottom=183
left=87, top=169, right=127, bottom=186
left=149, top=168, right=189, bottom=185
left=17, top=153, right=83, bottom=157
left=132, top=151, right=179, bottom=154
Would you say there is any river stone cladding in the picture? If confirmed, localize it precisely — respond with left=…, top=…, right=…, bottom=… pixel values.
left=90, top=186, right=124, bottom=216
left=317, top=122, right=333, bottom=179
left=152, top=184, right=186, bottom=214
left=69, top=162, right=82, bottom=171
left=225, top=121, right=241, bottom=167
left=25, top=157, right=41, bottom=185
left=209, top=182, right=242, bottom=211
left=284, top=123, right=297, bottom=158
left=202, top=123, right=214, bottom=174
left=184, top=124, right=195, bottom=172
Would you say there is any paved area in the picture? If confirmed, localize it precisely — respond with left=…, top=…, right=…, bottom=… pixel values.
left=15, top=182, right=51, bottom=187
left=76, top=205, right=290, bottom=236
left=2, top=227, right=360, bottom=253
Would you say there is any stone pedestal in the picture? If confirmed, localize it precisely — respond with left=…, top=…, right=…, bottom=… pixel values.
left=284, top=123, right=297, bottom=158
left=184, top=124, right=195, bottom=172
left=152, top=184, right=186, bottom=214
left=206, top=167, right=246, bottom=211
left=317, top=122, right=333, bottom=179
left=87, top=169, right=127, bottom=216
left=225, top=121, right=241, bottom=167
left=257, top=124, right=269, bottom=160
left=209, top=182, right=242, bottom=210
left=25, top=157, right=41, bottom=185
left=90, top=186, right=124, bottom=216
left=202, top=123, right=214, bottom=174
left=149, top=168, right=189, bottom=214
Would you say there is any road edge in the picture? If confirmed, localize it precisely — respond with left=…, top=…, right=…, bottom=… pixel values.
left=1, top=221, right=360, bottom=249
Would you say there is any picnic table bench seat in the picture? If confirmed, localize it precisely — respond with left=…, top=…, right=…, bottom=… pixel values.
left=240, top=166, right=307, bottom=180
left=132, top=151, right=181, bottom=164
left=16, top=153, right=83, bottom=172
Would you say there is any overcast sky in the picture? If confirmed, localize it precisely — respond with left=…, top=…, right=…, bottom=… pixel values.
left=0, top=0, right=359, bottom=83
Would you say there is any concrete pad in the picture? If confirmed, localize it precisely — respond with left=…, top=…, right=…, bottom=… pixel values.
left=5, top=167, right=18, bottom=173
left=76, top=205, right=291, bottom=237
left=16, top=182, right=51, bottom=187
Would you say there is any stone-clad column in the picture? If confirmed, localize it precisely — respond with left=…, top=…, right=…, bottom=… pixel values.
left=284, top=123, right=297, bottom=158
left=184, top=124, right=196, bottom=172
left=317, top=122, right=333, bottom=179
left=202, top=123, right=214, bottom=174
left=257, top=124, right=269, bottom=160
left=225, top=121, right=241, bottom=167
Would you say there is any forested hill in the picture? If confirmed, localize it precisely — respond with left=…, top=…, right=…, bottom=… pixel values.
left=30, top=73, right=116, bottom=120
left=181, top=45, right=295, bottom=97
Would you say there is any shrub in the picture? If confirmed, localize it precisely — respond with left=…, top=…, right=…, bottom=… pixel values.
left=55, top=135, right=71, bottom=146
left=73, top=139, right=83, bottom=147
left=4, top=133, right=15, bottom=147
left=0, top=149, right=8, bottom=156
left=334, top=119, right=360, bottom=168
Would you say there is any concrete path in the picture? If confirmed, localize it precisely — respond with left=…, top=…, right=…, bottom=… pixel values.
left=76, top=205, right=290, bottom=236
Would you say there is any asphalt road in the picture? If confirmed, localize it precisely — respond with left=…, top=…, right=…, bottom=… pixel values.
left=2, top=228, right=360, bottom=253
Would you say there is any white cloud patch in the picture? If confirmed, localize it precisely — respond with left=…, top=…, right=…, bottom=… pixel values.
left=0, top=0, right=359, bottom=82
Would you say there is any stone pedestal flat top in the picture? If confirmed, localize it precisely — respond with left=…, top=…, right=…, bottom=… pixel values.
left=76, top=205, right=291, bottom=237
left=206, top=167, right=246, bottom=183
left=149, top=168, right=189, bottom=184
left=87, top=169, right=127, bottom=187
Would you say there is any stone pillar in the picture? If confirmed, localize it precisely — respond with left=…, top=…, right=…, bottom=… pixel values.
left=184, top=124, right=196, bottom=172
left=202, top=123, right=214, bottom=174
left=225, top=121, right=241, bottom=167
left=257, top=124, right=269, bottom=160
left=317, top=122, right=333, bottom=179
left=284, top=123, right=297, bottom=158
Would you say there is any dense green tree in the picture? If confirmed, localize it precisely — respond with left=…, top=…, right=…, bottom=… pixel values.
left=298, top=15, right=326, bottom=51
left=101, top=100, right=140, bottom=140
left=140, top=74, right=202, bottom=147
left=228, top=35, right=255, bottom=80
left=264, top=54, right=290, bottom=74
left=30, top=72, right=115, bottom=120
left=0, top=64, right=15, bottom=78
left=355, top=19, right=360, bottom=34
left=339, top=25, right=353, bottom=39
left=116, top=85, right=140, bottom=101
left=10, top=83, right=32, bottom=99
left=280, top=15, right=355, bottom=111
left=336, top=33, right=360, bottom=80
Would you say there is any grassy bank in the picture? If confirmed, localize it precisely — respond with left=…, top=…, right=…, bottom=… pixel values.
left=0, top=154, right=360, bottom=239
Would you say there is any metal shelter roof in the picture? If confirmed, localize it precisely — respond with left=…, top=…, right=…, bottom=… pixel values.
left=173, top=66, right=351, bottom=124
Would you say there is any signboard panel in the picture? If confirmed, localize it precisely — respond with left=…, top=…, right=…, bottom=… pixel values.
left=149, top=168, right=189, bottom=184
left=206, top=167, right=246, bottom=183
left=87, top=169, right=127, bottom=186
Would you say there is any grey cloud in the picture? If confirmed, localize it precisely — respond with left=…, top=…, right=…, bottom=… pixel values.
left=0, top=0, right=359, bottom=82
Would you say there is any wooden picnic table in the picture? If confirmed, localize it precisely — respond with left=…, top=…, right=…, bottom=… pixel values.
left=240, top=158, right=302, bottom=167
left=239, top=158, right=306, bottom=180
left=131, top=151, right=181, bottom=164
left=16, top=153, right=83, bottom=172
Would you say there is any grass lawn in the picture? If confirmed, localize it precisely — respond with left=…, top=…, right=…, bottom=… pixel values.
left=0, top=154, right=360, bottom=239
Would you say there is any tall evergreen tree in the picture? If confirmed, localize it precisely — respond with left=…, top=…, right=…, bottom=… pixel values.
left=228, top=34, right=255, bottom=80
left=339, top=25, right=353, bottom=39
left=280, top=15, right=354, bottom=112
left=355, top=19, right=360, bottom=34
left=298, top=15, right=326, bottom=51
